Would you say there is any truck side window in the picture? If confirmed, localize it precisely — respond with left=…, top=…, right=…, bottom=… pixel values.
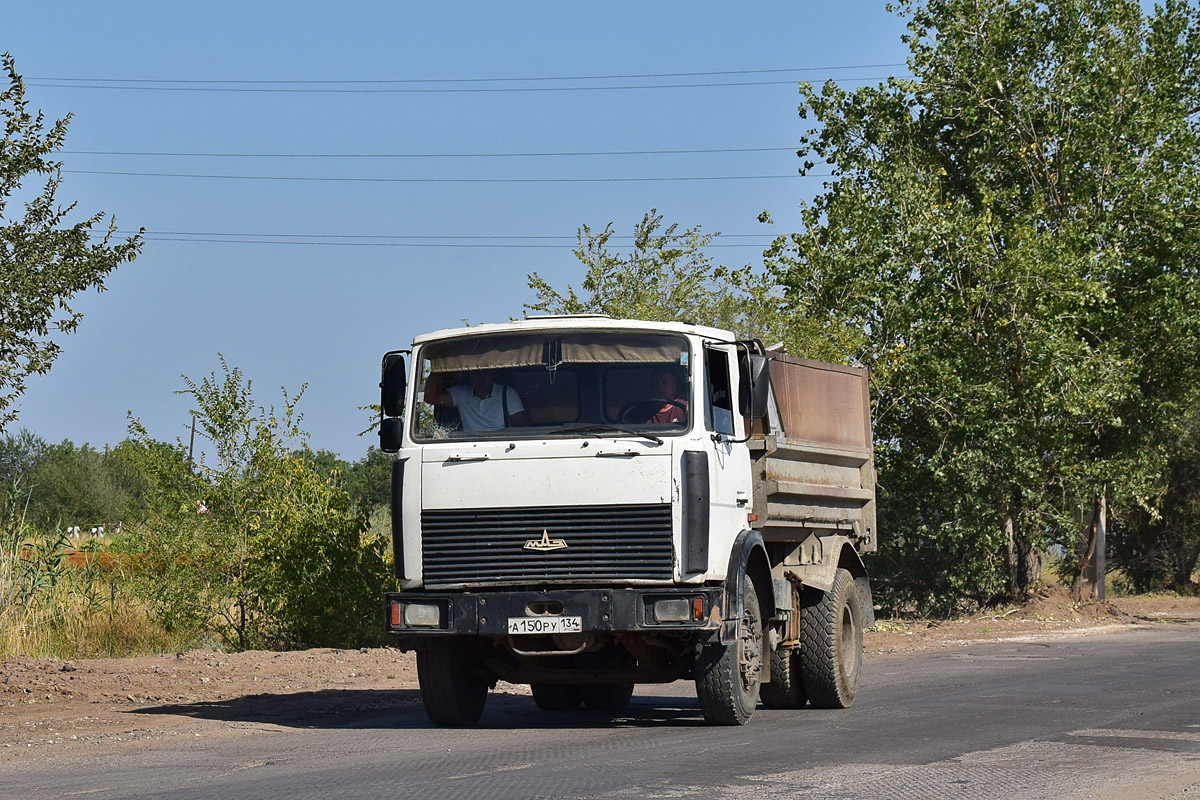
left=705, top=348, right=734, bottom=436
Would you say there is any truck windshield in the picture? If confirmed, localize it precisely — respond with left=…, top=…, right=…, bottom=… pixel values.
left=413, top=331, right=691, bottom=441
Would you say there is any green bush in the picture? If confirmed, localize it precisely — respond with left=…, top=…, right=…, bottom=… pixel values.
left=120, top=357, right=392, bottom=651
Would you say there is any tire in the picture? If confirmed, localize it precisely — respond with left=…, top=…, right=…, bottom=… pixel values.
left=694, top=574, right=764, bottom=725
left=800, top=568, right=864, bottom=709
left=531, top=682, right=582, bottom=711
left=580, top=682, right=635, bottom=711
left=760, top=645, right=807, bottom=709
left=416, top=641, right=489, bottom=726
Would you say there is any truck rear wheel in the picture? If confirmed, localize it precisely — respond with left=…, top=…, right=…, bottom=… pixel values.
left=760, top=645, right=807, bottom=709
left=581, top=682, right=635, bottom=711
left=800, top=568, right=863, bottom=708
left=531, top=683, right=582, bottom=711
left=416, top=641, right=488, bottom=726
left=694, top=574, right=763, bottom=725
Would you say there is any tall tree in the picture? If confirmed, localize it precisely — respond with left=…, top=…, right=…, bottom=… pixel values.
left=0, top=53, right=142, bottom=432
left=526, top=209, right=856, bottom=360
left=769, top=0, right=1200, bottom=610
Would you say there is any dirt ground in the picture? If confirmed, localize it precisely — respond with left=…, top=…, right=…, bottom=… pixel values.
left=2, top=588, right=1198, bottom=762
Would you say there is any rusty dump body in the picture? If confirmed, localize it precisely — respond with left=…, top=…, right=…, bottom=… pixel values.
left=750, top=351, right=877, bottom=559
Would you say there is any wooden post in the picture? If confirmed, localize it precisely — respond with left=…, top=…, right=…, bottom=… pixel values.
left=1096, top=491, right=1106, bottom=601
left=1073, top=498, right=1098, bottom=602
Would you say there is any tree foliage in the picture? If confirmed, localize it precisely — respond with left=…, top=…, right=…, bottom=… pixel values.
left=525, top=210, right=859, bottom=358
left=0, top=427, right=186, bottom=532
left=299, top=446, right=394, bottom=512
left=26, top=441, right=136, bottom=530
left=1110, top=393, right=1200, bottom=593
left=767, top=0, right=1200, bottom=610
left=0, top=427, right=44, bottom=485
left=0, top=54, right=142, bottom=433
left=527, top=210, right=720, bottom=323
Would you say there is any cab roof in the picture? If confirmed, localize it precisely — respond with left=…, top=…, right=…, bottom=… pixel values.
left=411, top=315, right=735, bottom=346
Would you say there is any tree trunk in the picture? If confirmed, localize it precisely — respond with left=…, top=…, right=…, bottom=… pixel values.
left=1005, top=511, right=1040, bottom=601
left=1170, top=542, right=1200, bottom=594
left=1072, top=492, right=1106, bottom=602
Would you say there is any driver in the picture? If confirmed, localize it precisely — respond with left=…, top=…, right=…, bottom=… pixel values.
left=646, top=367, right=688, bottom=424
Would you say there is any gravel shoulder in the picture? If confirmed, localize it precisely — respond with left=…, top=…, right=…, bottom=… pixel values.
left=3, top=589, right=1198, bottom=761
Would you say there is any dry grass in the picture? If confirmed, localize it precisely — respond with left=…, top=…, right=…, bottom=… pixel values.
left=2, top=597, right=184, bottom=660
left=1, top=499, right=187, bottom=659
left=0, top=558, right=185, bottom=659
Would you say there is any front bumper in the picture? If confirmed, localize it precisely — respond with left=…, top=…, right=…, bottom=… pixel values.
left=385, top=587, right=723, bottom=638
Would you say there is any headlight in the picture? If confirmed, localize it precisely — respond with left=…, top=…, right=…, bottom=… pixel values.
left=403, top=603, right=442, bottom=627
left=653, top=598, right=692, bottom=622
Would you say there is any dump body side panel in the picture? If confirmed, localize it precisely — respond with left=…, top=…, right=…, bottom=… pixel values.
left=751, top=352, right=877, bottom=554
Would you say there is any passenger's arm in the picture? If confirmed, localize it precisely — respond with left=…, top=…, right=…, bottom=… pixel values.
left=423, top=375, right=454, bottom=407
left=506, top=386, right=531, bottom=426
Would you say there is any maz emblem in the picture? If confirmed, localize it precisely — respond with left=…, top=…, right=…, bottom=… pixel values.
left=524, top=530, right=568, bottom=552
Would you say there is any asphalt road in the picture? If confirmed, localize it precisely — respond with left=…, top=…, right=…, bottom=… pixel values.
left=3, top=626, right=1199, bottom=800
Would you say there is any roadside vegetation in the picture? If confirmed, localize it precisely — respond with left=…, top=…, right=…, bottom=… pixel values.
left=0, top=362, right=395, bottom=658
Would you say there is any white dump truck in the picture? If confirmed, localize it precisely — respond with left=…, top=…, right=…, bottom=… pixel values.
left=378, top=315, right=877, bottom=726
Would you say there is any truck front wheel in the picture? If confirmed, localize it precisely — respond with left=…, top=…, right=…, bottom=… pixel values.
left=694, top=574, right=763, bottom=725
left=800, top=568, right=864, bottom=708
left=416, top=641, right=489, bottom=726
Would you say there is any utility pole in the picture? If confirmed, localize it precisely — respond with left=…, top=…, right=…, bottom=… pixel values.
left=187, top=414, right=196, bottom=474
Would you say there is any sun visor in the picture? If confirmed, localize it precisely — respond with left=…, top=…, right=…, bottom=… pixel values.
left=426, top=333, right=686, bottom=372
left=560, top=334, right=683, bottom=364
left=428, top=336, right=545, bottom=372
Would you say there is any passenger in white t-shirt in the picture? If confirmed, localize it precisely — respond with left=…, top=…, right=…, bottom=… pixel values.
left=423, top=369, right=531, bottom=430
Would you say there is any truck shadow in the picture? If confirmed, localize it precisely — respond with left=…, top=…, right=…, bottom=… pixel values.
left=128, top=689, right=707, bottom=730
left=129, top=688, right=426, bottom=729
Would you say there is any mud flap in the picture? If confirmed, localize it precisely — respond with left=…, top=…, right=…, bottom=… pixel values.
left=718, top=529, right=773, bottom=646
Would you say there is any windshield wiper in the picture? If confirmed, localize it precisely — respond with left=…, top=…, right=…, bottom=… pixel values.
left=554, top=424, right=663, bottom=445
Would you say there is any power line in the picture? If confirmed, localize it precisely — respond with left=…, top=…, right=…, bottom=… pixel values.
left=89, top=229, right=783, bottom=250
left=61, top=146, right=797, bottom=159
left=28, top=76, right=902, bottom=94
left=31, top=63, right=905, bottom=85
left=66, top=169, right=821, bottom=184
left=128, top=236, right=777, bottom=250
left=137, top=230, right=776, bottom=240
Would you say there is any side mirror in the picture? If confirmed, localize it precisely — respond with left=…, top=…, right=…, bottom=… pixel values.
left=379, top=417, right=404, bottom=453
left=380, top=352, right=407, bottom=419
left=739, top=353, right=771, bottom=419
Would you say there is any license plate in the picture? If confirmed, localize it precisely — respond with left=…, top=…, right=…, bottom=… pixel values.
left=507, top=615, right=583, bottom=635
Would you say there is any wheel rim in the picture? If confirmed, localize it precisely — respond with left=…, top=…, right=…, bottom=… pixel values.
left=739, top=601, right=763, bottom=692
left=840, top=604, right=860, bottom=682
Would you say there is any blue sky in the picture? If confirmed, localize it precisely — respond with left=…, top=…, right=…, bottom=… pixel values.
left=5, top=2, right=911, bottom=459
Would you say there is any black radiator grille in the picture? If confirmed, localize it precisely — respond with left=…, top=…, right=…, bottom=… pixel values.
left=421, top=503, right=674, bottom=587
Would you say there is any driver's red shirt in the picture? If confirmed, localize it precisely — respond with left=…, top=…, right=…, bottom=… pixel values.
left=649, top=399, right=688, bottom=424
